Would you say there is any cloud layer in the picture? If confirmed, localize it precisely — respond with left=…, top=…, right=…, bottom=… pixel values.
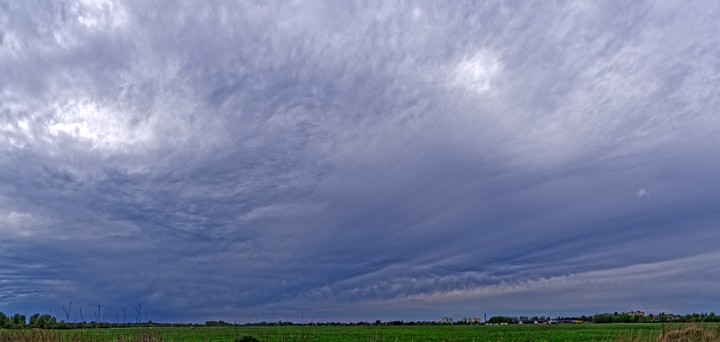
left=2, top=0, right=720, bottom=322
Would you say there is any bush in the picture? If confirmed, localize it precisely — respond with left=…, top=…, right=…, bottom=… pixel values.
left=236, top=336, right=260, bottom=342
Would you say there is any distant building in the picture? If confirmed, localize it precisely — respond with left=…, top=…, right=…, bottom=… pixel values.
left=441, top=317, right=453, bottom=324
left=652, top=313, right=681, bottom=321
left=461, top=317, right=481, bottom=324
left=626, top=311, right=645, bottom=317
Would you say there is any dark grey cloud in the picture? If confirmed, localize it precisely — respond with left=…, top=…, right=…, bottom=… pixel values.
left=1, top=0, right=720, bottom=322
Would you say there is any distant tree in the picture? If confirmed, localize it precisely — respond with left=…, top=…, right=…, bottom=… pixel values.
left=487, top=316, right=513, bottom=324
left=29, top=313, right=39, bottom=327
left=11, top=313, right=26, bottom=326
left=593, top=314, right=614, bottom=324
left=29, top=313, right=56, bottom=328
left=121, top=306, right=128, bottom=324
left=206, top=320, right=232, bottom=327
left=135, top=304, right=142, bottom=324
left=94, top=303, right=102, bottom=325
left=61, top=301, right=72, bottom=323
left=0, top=312, right=9, bottom=328
left=618, top=314, right=632, bottom=323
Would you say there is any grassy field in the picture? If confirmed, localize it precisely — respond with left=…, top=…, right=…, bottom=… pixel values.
left=1, top=323, right=718, bottom=341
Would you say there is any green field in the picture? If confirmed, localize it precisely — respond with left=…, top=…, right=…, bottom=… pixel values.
left=1, top=323, right=718, bottom=341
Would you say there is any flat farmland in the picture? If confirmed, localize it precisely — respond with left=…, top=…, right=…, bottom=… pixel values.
left=2, top=323, right=718, bottom=341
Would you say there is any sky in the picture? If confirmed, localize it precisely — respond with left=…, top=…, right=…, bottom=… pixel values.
left=1, top=0, right=720, bottom=323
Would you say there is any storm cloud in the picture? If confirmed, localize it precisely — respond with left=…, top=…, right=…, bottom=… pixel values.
left=2, top=0, right=720, bottom=322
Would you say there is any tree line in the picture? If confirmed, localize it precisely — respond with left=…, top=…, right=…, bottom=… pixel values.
left=0, top=301, right=165, bottom=330
left=0, top=310, right=199, bottom=330
left=0, top=313, right=59, bottom=329
left=481, top=312, right=720, bottom=324
left=591, top=312, right=720, bottom=323
left=4, top=307, right=720, bottom=329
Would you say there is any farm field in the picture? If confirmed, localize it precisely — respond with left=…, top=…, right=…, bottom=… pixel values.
left=1, top=323, right=719, bottom=342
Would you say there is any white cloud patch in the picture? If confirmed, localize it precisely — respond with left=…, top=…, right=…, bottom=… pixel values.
left=46, top=98, right=152, bottom=152
left=73, top=0, right=127, bottom=29
left=451, top=50, right=502, bottom=95
left=0, top=210, right=39, bottom=237
left=0, top=31, right=22, bottom=57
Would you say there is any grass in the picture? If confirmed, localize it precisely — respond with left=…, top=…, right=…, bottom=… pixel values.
left=0, top=323, right=718, bottom=341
